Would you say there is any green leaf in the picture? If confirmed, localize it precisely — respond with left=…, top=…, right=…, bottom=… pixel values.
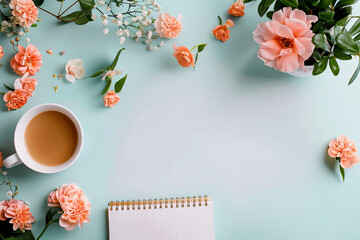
left=266, top=11, right=274, bottom=19
left=318, top=10, right=335, bottom=22
left=3, top=83, right=15, bottom=91
left=339, top=164, right=345, bottom=182
left=110, top=48, right=125, bottom=70
left=279, top=0, right=298, bottom=7
left=333, top=44, right=352, bottom=60
left=312, top=56, right=329, bottom=75
left=86, top=68, right=106, bottom=78
left=32, top=0, right=44, bottom=6
left=348, top=58, right=360, bottom=85
left=194, top=52, right=199, bottom=68
left=243, top=0, right=256, bottom=2
left=258, top=0, right=276, bottom=17
left=74, top=12, right=91, bottom=25
left=335, top=0, right=358, bottom=9
left=334, top=6, right=352, bottom=21
left=31, top=24, right=37, bottom=27
left=45, top=208, right=54, bottom=224
left=336, top=32, right=359, bottom=54
left=315, top=0, right=332, bottom=10
left=274, top=0, right=285, bottom=11
left=61, top=11, right=83, bottom=22
left=8, top=230, right=35, bottom=240
left=348, top=19, right=360, bottom=36
left=312, top=50, right=322, bottom=61
left=354, top=33, right=360, bottom=41
left=329, top=56, right=340, bottom=75
left=197, top=44, right=207, bottom=53
left=114, top=74, right=127, bottom=93
left=312, top=21, right=325, bottom=33
left=217, top=16, right=222, bottom=25
left=312, top=33, right=331, bottom=52
left=102, top=77, right=112, bottom=95
left=335, top=16, right=348, bottom=26
left=79, top=0, right=95, bottom=11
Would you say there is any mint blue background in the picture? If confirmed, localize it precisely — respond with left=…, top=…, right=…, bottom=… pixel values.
left=1, top=0, right=360, bottom=239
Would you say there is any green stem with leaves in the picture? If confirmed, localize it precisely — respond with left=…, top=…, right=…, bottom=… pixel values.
left=36, top=219, right=59, bottom=240
left=0, top=232, right=6, bottom=240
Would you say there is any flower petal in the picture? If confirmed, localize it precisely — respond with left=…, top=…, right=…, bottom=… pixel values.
left=276, top=25, right=294, bottom=39
left=66, top=73, right=76, bottom=83
left=258, top=40, right=282, bottom=61
left=275, top=52, right=300, bottom=72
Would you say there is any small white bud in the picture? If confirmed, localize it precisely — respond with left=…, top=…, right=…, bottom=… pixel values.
left=119, top=36, right=126, bottom=44
left=25, top=38, right=30, bottom=42
left=102, top=19, right=108, bottom=25
left=103, top=28, right=109, bottom=34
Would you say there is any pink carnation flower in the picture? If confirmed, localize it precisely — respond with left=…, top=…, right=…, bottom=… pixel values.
left=9, top=0, right=38, bottom=29
left=14, top=73, right=38, bottom=99
left=253, top=7, right=318, bottom=73
left=0, top=45, right=4, bottom=59
left=328, top=135, right=360, bottom=169
left=3, top=89, right=28, bottom=111
left=47, top=183, right=91, bottom=231
left=103, top=90, right=120, bottom=108
left=11, top=44, right=42, bottom=76
left=154, top=13, right=183, bottom=39
left=3, top=199, right=35, bottom=231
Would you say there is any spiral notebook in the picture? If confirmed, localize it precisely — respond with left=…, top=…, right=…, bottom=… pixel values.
left=107, top=196, right=215, bottom=240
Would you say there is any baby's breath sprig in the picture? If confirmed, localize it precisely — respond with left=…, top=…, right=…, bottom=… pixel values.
left=0, top=167, right=19, bottom=199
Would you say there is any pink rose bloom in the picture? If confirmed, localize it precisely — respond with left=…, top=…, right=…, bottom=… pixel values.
left=47, top=183, right=90, bottom=231
left=4, top=199, right=35, bottom=231
left=11, top=44, right=42, bottom=76
left=253, top=7, right=318, bottom=73
left=3, top=89, right=28, bottom=111
left=0, top=45, right=4, bottom=59
left=328, top=135, right=360, bottom=169
left=103, top=90, right=120, bottom=108
left=155, top=13, right=183, bottom=39
left=14, top=73, right=38, bottom=99
left=9, top=0, right=38, bottom=29
left=173, top=44, right=194, bottom=68
left=0, top=152, right=3, bottom=168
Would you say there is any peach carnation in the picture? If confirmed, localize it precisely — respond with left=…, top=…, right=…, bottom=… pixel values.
left=3, top=89, right=28, bottom=111
left=9, top=0, right=38, bottom=29
left=212, top=19, right=234, bottom=42
left=328, top=135, right=360, bottom=169
left=253, top=7, right=318, bottom=73
left=173, top=44, right=194, bottom=68
left=4, top=199, right=35, bottom=231
left=14, top=73, right=38, bottom=99
left=47, top=183, right=91, bottom=231
left=11, top=44, right=42, bottom=76
left=0, top=152, right=3, bottom=168
left=103, top=90, right=120, bottom=108
left=0, top=45, right=4, bottom=59
left=155, top=13, right=183, bottom=39
left=228, top=0, right=245, bottom=17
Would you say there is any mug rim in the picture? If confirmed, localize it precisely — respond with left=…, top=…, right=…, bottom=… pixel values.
left=14, top=103, right=83, bottom=174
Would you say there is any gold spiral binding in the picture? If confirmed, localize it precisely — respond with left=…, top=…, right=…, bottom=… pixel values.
left=108, top=195, right=210, bottom=211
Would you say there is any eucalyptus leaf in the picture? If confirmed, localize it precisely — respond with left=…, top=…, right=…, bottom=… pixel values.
left=312, top=33, right=331, bottom=52
left=348, top=58, right=360, bottom=85
left=110, top=48, right=125, bottom=70
left=312, top=56, right=329, bottom=75
left=339, top=165, right=345, bottom=182
left=102, top=78, right=112, bottom=95
left=348, top=19, right=360, bottom=36
left=336, top=32, right=359, bottom=54
left=329, top=56, right=340, bottom=75
left=114, top=74, right=127, bottom=93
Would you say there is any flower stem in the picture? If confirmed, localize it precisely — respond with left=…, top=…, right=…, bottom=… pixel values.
left=36, top=219, right=59, bottom=240
left=59, top=0, right=79, bottom=17
left=0, top=232, right=5, bottom=240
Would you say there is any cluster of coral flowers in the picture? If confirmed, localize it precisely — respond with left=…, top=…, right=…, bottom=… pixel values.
left=328, top=135, right=360, bottom=169
left=253, top=7, right=318, bottom=73
left=47, top=183, right=91, bottom=231
left=2, top=44, right=42, bottom=111
left=0, top=199, right=36, bottom=231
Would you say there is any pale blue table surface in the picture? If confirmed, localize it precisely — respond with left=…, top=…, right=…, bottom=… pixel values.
left=1, top=0, right=360, bottom=239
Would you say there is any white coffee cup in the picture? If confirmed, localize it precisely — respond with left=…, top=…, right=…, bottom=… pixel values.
left=3, top=103, right=83, bottom=174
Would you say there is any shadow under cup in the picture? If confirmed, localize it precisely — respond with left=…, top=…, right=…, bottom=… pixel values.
left=13, top=104, right=83, bottom=174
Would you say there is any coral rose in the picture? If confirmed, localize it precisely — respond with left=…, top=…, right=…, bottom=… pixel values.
left=3, top=89, right=28, bottom=111
left=253, top=7, right=318, bottom=73
left=4, top=199, right=35, bottom=231
left=11, top=44, right=42, bottom=76
left=9, top=0, right=38, bottom=29
left=228, top=0, right=245, bottom=17
left=14, top=73, right=38, bottom=99
left=155, top=13, right=183, bottom=39
left=0, top=152, right=3, bottom=168
left=0, top=45, right=4, bottom=59
left=103, top=90, right=120, bottom=108
left=173, top=44, right=194, bottom=68
left=328, top=135, right=360, bottom=169
left=212, top=20, right=234, bottom=42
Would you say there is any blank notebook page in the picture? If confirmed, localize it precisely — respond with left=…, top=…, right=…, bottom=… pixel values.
left=108, top=196, right=215, bottom=240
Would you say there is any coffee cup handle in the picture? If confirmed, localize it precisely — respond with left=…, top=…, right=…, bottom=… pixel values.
left=4, top=154, right=22, bottom=168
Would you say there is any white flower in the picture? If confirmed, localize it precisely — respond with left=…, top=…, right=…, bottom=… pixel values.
left=137, top=15, right=143, bottom=21
left=103, top=28, right=109, bottom=34
left=7, top=191, right=12, bottom=198
left=131, top=17, right=137, bottom=22
left=136, top=30, right=142, bottom=38
left=159, top=41, right=164, bottom=47
left=98, top=0, right=105, bottom=5
left=119, top=36, right=126, bottom=44
left=124, top=29, right=130, bottom=37
left=25, top=37, right=30, bottom=43
left=116, top=20, right=122, bottom=26
left=117, top=13, right=123, bottom=20
left=147, top=31, right=152, bottom=39
left=65, top=59, right=85, bottom=83
left=123, top=20, right=128, bottom=25
left=91, top=14, right=97, bottom=20
left=2, top=21, right=8, bottom=26
left=2, top=171, right=7, bottom=176
left=116, top=29, right=123, bottom=36
left=142, top=5, right=146, bottom=10
left=102, top=19, right=108, bottom=26
left=106, top=6, right=111, bottom=12
left=145, top=39, right=151, bottom=44
left=101, top=70, right=122, bottom=81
